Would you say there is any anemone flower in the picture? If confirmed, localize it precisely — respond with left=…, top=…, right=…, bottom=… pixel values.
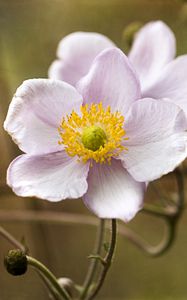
left=4, top=48, right=187, bottom=222
left=49, top=21, right=187, bottom=116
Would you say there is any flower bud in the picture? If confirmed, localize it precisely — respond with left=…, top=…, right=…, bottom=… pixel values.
left=4, top=249, right=27, bottom=276
left=58, top=277, right=74, bottom=296
left=180, top=3, right=187, bottom=22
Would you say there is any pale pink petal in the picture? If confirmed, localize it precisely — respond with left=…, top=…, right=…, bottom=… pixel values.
left=143, top=55, right=187, bottom=116
left=83, top=159, right=145, bottom=222
left=77, top=48, right=141, bottom=115
left=4, top=79, right=83, bottom=155
left=7, top=151, right=89, bottom=201
left=48, top=60, right=85, bottom=87
left=120, top=98, right=187, bottom=182
left=48, top=60, right=68, bottom=81
left=48, top=32, right=115, bottom=86
left=129, top=21, right=176, bottom=93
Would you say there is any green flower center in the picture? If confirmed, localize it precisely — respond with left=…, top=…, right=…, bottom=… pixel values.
left=58, top=103, right=127, bottom=164
left=81, top=125, right=107, bottom=151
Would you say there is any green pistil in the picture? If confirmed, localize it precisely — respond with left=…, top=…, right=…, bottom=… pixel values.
left=81, top=126, right=107, bottom=151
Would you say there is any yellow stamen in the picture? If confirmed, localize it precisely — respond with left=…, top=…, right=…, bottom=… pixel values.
left=58, top=102, right=128, bottom=164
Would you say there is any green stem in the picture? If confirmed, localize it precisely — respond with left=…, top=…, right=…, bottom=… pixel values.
left=80, top=219, right=105, bottom=300
left=87, top=219, right=117, bottom=300
left=0, top=226, right=25, bottom=252
left=142, top=167, right=185, bottom=219
left=0, top=209, right=175, bottom=257
left=0, top=166, right=184, bottom=260
left=125, top=167, right=185, bottom=257
left=27, top=256, right=71, bottom=300
left=118, top=221, right=174, bottom=257
left=38, top=271, right=61, bottom=300
left=142, top=203, right=176, bottom=218
left=0, top=210, right=99, bottom=226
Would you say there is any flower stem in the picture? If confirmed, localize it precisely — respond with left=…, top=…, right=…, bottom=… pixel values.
left=0, top=226, right=26, bottom=252
left=0, top=165, right=184, bottom=260
left=119, top=219, right=176, bottom=257
left=38, top=271, right=62, bottom=300
left=121, top=166, right=185, bottom=257
left=86, top=219, right=117, bottom=300
left=142, top=203, right=176, bottom=218
left=80, top=219, right=105, bottom=300
left=142, top=167, right=185, bottom=219
left=27, top=256, right=71, bottom=300
left=0, top=210, right=99, bottom=226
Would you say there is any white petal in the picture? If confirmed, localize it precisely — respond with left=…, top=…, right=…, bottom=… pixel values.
left=48, top=59, right=88, bottom=87
left=49, top=32, right=115, bottom=86
left=120, top=98, right=187, bottom=182
left=4, top=79, right=83, bottom=155
left=48, top=60, right=70, bottom=81
left=83, top=159, right=145, bottom=222
left=143, top=55, right=187, bottom=116
left=129, top=21, right=176, bottom=92
left=77, top=48, right=141, bottom=115
left=7, top=151, right=89, bottom=201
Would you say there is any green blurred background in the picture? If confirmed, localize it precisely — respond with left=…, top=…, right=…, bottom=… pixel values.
left=0, top=0, right=187, bottom=299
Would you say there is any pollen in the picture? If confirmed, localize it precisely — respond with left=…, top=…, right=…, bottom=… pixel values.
left=58, top=103, right=128, bottom=164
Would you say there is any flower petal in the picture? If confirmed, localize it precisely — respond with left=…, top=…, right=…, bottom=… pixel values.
left=77, top=48, right=141, bottom=115
left=129, top=21, right=176, bottom=92
left=48, top=60, right=71, bottom=81
left=120, top=98, right=187, bottom=182
left=7, top=151, right=89, bottom=201
left=48, top=32, right=115, bottom=86
left=143, top=55, right=187, bottom=116
left=4, top=79, right=83, bottom=155
left=83, top=159, right=145, bottom=222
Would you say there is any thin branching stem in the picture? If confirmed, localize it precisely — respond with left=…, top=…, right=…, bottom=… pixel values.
left=0, top=167, right=185, bottom=259
left=118, top=220, right=174, bottom=257
left=129, top=167, right=185, bottom=257
left=38, top=271, right=62, bottom=300
left=27, top=256, right=71, bottom=300
left=0, top=226, right=25, bottom=252
left=80, top=219, right=105, bottom=300
left=86, top=219, right=117, bottom=300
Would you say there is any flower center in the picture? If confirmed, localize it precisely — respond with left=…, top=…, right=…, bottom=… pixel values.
left=81, top=125, right=107, bottom=151
left=58, top=103, right=128, bottom=164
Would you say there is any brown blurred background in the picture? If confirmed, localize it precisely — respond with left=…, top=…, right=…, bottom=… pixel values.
left=0, top=0, right=187, bottom=299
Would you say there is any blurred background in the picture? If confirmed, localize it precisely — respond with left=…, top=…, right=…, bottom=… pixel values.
left=0, top=0, right=187, bottom=299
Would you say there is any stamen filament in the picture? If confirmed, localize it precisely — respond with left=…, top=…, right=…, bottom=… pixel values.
left=58, top=103, right=128, bottom=164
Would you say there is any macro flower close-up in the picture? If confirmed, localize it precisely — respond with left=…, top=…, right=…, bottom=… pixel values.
left=49, top=20, right=187, bottom=116
left=2, top=2, right=187, bottom=299
left=4, top=48, right=187, bottom=222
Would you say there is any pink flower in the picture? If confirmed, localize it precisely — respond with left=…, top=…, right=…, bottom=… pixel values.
left=48, top=32, right=115, bottom=87
left=4, top=48, right=187, bottom=222
left=49, top=21, right=187, bottom=116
